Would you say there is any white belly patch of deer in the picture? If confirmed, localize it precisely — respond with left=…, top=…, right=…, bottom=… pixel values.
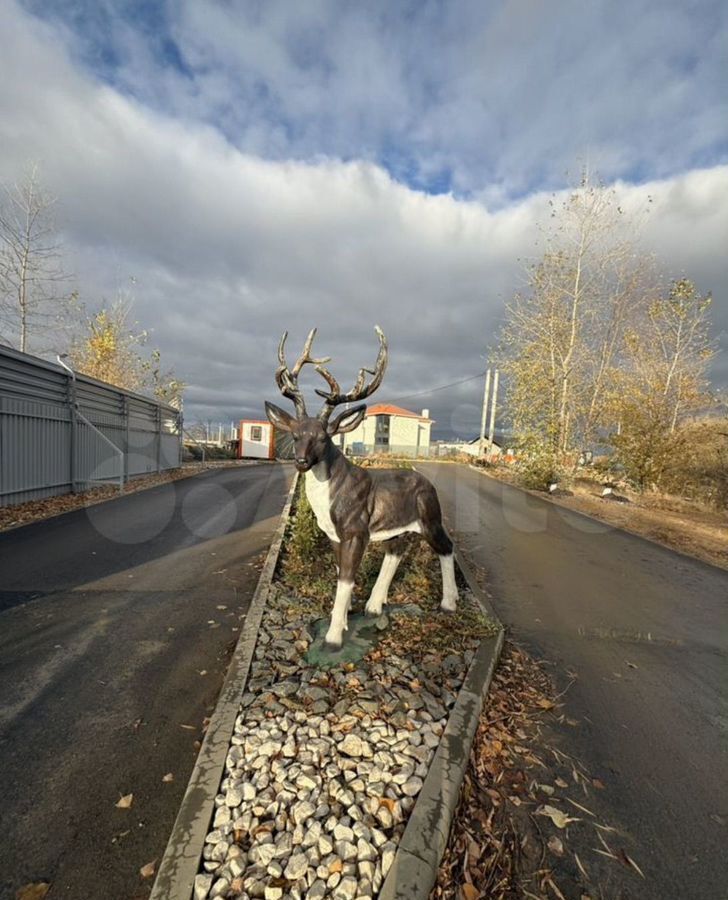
left=266, top=326, right=458, bottom=650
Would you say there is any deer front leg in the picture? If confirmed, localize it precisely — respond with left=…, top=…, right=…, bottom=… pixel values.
left=325, top=533, right=367, bottom=650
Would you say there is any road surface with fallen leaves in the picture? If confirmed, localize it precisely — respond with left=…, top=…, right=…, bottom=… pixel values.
left=420, top=462, right=728, bottom=900
left=0, top=463, right=294, bottom=900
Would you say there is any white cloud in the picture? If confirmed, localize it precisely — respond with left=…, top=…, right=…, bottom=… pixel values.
left=1, top=0, right=726, bottom=434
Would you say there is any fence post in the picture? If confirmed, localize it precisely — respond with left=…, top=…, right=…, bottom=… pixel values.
left=69, top=375, right=77, bottom=493
left=57, top=355, right=78, bottom=494
left=123, top=395, right=130, bottom=484
left=157, top=404, right=162, bottom=473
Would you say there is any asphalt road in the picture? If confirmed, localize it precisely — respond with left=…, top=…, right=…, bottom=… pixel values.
left=0, top=463, right=293, bottom=900
left=419, top=463, right=728, bottom=900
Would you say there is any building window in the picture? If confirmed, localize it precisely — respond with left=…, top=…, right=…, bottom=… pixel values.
left=250, top=425, right=262, bottom=441
left=375, top=415, right=390, bottom=446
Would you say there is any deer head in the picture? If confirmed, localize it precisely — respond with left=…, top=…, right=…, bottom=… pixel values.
left=265, top=326, right=388, bottom=472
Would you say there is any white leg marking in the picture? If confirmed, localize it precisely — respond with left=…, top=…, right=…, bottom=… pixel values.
left=365, top=554, right=401, bottom=617
left=325, top=580, right=354, bottom=648
left=439, top=553, right=458, bottom=612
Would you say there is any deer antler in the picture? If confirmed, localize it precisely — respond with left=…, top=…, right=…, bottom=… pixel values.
left=316, top=326, right=388, bottom=424
left=275, top=328, right=331, bottom=417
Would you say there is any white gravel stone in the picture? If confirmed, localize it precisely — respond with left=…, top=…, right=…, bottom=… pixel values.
left=250, top=843, right=277, bottom=867
left=335, top=839, right=358, bottom=862
left=339, top=734, right=372, bottom=758
left=274, top=832, right=293, bottom=857
left=332, top=875, right=359, bottom=900
left=193, top=873, right=213, bottom=900
left=264, top=888, right=283, bottom=900
left=333, top=824, right=354, bottom=842
left=401, top=776, right=424, bottom=797
left=318, top=833, right=334, bottom=855
left=209, top=878, right=230, bottom=898
left=225, top=786, right=243, bottom=807
left=357, top=838, right=377, bottom=861
left=307, top=879, right=327, bottom=900
left=381, top=842, right=397, bottom=877
left=358, top=859, right=376, bottom=881
left=284, top=852, right=309, bottom=881
left=292, top=800, right=316, bottom=825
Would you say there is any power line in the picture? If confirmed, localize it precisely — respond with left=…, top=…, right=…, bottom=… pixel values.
left=381, top=371, right=487, bottom=405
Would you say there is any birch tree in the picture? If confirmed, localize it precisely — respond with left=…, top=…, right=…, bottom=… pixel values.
left=497, top=174, right=652, bottom=463
left=610, top=279, right=714, bottom=488
left=0, top=165, right=74, bottom=352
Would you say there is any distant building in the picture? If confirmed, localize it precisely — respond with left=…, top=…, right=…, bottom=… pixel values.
left=336, top=404, right=433, bottom=457
left=237, top=419, right=275, bottom=459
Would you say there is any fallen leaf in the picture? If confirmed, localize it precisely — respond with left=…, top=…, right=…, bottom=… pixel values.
left=548, top=835, right=564, bottom=856
left=139, top=859, right=156, bottom=879
left=15, top=884, right=50, bottom=900
left=162, top=773, right=174, bottom=783
left=198, top=670, right=208, bottom=676
left=115, top=793, right=134, bottom=809
left=537, top=698, right=555, bottom=710
left=539, top=804, right=579, bottom=828
left=179, top=724, right=195, bottom=730
left=216, top=604, right=228, bottom=609
left=460, top=885, right=480, bottom=900
left=617, top=848, right=645, bottom=878
left=592, top=778, right=605, bottom=789
left=329, top=859, right=343, bottom=874
left=555, top=777, right=569, bottom=788
left=378, top=797, right=397, bottom=813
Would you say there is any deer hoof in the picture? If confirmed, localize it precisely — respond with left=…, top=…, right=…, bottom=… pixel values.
left=364, top=601, right=383, bottom=617
left=324, top=636, right=343, bottom=651
left=440, top=600, right=457, bottom=614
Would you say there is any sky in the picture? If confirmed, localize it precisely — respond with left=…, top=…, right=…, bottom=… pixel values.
left=0, top=0, right=726, bottom=438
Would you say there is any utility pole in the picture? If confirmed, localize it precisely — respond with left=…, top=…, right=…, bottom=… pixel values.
left=487, top=368, right=499, bottom=452
left=479, top=368, right=492, bottom=457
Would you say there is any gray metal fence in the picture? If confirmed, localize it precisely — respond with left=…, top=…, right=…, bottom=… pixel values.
left=0, top=345, right=182, bottom=507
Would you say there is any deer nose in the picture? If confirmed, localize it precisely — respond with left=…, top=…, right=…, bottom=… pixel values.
left=296, top=457, right=307, bottom=466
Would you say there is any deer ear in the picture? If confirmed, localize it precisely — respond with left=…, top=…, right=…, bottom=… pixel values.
left=327, top=404, right=366, bottom=436
left=265, top=401, right=296, bottom=432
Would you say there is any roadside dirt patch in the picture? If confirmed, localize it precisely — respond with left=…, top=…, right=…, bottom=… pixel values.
left=0, top=464, right=255, bottom=533
left=553, top=483, right=728, bottom=571
left=434, top=642, right=645, bottom=900
left=475, top=466, right=728, bottom=571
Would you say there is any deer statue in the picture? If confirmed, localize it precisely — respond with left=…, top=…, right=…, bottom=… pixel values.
left=265, top=326, right=458, bottom=649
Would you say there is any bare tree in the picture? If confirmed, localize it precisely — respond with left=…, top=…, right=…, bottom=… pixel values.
left=0, top=164, right=74, bottom=352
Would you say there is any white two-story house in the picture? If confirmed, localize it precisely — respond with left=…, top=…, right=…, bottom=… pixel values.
left=335, top=404, right=433, bottom=457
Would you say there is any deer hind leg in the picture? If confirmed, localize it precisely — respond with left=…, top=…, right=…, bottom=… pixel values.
left=418, top=490, right=458, bottom=613
left=325, top=534, right=367, bottom=650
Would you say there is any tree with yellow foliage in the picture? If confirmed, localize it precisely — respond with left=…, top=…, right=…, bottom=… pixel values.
left=70, top=300, right=183, bottom=406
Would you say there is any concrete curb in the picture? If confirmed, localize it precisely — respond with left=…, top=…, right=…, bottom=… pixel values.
left=378, top=524, right=505, bottom=900
left=150, top=470, right=299, bottom=900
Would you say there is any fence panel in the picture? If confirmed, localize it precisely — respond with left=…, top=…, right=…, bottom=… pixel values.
left=0, top=345, right=181, bottom=507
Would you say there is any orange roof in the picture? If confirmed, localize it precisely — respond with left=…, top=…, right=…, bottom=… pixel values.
left=366, top=403, right=433, bottom=421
